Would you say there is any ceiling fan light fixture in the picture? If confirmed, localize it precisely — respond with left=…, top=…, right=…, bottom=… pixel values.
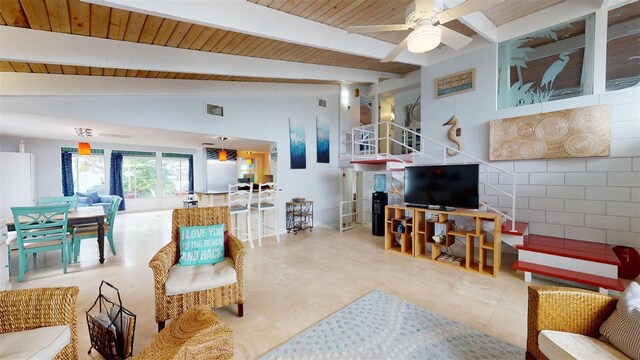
left=407, top=24, right=441, bottom=53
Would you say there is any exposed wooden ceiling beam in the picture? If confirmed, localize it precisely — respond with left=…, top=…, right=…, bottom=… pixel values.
left=444, top=0, right=499, bottom=43
left=0, top=72, right=340, bottom=96
left=0, top=27, right=399, bottom=83
left=84, top=0, right=429, bottom=66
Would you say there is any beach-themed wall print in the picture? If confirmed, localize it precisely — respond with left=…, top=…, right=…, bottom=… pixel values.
left=489, top=105, right=611, bottom=161
left=289, top=118, right=306, bottom=169
left=316, top=116, right=330, bottom=163
left=434, top=69, right=475, bottom=98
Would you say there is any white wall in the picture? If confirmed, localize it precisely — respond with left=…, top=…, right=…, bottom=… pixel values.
left=0, top=136, right=201, bottom=212
left=0, top=92, right=341, bottom=229
left=394, top=88, right=421, bottom=128
left=420, top=44, right=640, bottom=251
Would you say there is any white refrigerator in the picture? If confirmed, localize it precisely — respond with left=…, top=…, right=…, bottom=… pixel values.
left=0, top=152, right=37, bottom=219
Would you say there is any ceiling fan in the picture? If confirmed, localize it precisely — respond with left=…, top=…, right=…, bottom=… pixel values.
left=347, top=0, right=505, bottom=62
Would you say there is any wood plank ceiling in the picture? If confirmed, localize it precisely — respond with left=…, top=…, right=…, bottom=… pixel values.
left=249, top=0, right=476, bottom=45
left=0, top=0, right=571, bottom=83
left=482, top=0, right=566, bottom=26
left=0, top=0, right=421, bottom=84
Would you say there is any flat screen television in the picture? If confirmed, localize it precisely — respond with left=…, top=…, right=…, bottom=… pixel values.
left=404, top=164, right=479, bottom=210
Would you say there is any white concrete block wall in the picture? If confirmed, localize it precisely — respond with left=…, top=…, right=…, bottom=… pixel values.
left=489, top=156, right=639, bottom=249
left=419, top=45, right=640, bottom=252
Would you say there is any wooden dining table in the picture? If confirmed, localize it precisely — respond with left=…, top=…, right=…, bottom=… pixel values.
left=5, top=206, right=108, bottom=264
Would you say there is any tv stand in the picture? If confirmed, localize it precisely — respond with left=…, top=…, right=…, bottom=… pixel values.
left=428, top=205, right=456, bottom=211
left=385, top=205, right=502, bottom=277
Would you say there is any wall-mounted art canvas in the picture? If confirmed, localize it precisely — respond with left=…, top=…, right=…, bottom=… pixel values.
left=289, top=118, right=306, bottom=169
left=316, top=116, right=330, bottom=163
left=489, top=105, right=611, bottom=161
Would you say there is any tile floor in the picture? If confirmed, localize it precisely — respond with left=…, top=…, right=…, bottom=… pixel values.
left=10, top=209, right=559, bottom=359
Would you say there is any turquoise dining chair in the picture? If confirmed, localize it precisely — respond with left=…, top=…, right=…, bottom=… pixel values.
left=40, top=195, right=78, bottom=208
left=11, top=204, right=70, bottom=282
left=71, top=195, right=122, bottom=263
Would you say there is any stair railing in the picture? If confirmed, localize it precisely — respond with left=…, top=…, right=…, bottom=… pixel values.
left=346, top=121, right=517, bottom=232
left=339, top=200, right=359, bottom=233
left=350, top=124, right=378, bottom=159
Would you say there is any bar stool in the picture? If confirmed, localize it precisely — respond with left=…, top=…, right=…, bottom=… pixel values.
left=251, top=182, right=280, bottom=247
left=228, top=183, right=254, bottom=249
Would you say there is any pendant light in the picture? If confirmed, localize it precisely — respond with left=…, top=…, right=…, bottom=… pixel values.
left=78, top=142, right=91, bottom=155
left=218, top=137, right=228, bottom=161
left=75, top=128, right=93, bottom=156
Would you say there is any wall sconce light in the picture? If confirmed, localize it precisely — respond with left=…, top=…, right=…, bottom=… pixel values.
left=341, top=87, right=349, bottom=109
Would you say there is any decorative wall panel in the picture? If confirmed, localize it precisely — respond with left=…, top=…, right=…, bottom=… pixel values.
left=489, top=105, right=611, bottom=160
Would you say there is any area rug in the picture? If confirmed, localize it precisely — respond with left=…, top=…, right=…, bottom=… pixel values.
left=260, top=290, right=524, bottom=359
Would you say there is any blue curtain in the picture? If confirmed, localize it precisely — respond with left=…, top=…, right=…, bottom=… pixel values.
left=110, top=153, right=125, bottom=211
left=61, top=152, right=74, bottom=196
left=188, top=155, right=194, bottom=193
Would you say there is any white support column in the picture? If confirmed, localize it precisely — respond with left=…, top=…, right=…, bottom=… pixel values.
left=591, top=7, right=609, bottom=94
left=373, top=80, right=380, bottom=156
left=582, top=14, right=596, bottom=95
left=524, top=271, right=532, bottom=283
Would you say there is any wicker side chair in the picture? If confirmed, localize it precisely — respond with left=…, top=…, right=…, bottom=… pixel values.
left=149, top=207, right=246, bottom=332
left=527, top=285, right=618, bottom=360
left=0, top=286, right=79, bottom=359
left=133, top=305, right=233, bottom=360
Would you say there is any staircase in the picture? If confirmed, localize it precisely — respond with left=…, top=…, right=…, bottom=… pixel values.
left=341, top=122, right=521, bottom=237
left=514, top=234, right=624, bottom=294
left=339, top=123, right=627, bottom=292
left=484, top=220, right=529, bottom=249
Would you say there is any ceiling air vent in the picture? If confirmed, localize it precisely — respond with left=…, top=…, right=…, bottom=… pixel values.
left=207, top=104, right=224, bottom=116
left=318, top=99, right=327, bottom=108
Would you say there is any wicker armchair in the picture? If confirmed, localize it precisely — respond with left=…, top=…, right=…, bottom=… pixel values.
left=149, top=207, right=246, bottom=331
left=527, top=285, right=618, bottom=360
left=134, top=305, right=233, bottom=360
left=0, top=286, right=79, bottom=359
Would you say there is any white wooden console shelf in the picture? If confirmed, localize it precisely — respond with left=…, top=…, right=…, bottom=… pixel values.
left=384, top=205, right=502, bottom=277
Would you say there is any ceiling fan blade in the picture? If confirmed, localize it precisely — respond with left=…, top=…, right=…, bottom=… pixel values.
left=381, top=37, right=409, bottom=63
left=415, top=0, right=435, bottom=14
left=438, top=25, right=473, bottom=50
left=347, top=24, right=411, bottom=34
left=437, top=0, right=506, bottom=24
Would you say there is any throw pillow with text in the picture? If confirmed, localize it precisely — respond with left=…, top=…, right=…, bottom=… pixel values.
left=179, top=224, right=225, bottom=266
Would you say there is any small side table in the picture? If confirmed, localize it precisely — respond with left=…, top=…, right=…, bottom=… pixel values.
left=286, top=201, right=313, bottom=235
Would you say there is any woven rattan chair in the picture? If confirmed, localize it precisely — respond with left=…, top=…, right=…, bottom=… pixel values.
left=527, top=285, right=618, bottom=360
left=149, top=207, right=246, bottom=332
left=0, top=286, right=79, bottom=359
left=133, top=305, right=233, bottom=360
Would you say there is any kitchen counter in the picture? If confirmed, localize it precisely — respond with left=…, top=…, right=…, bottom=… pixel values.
left=195, top=191, right=228, bottom=207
